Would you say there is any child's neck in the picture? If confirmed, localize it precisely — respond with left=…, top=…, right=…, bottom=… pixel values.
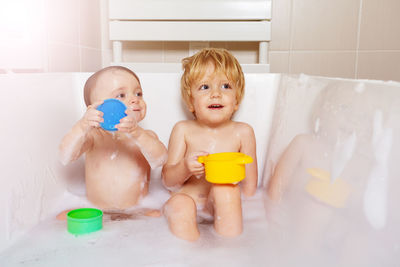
left=195, top=119, right=233, bottom=129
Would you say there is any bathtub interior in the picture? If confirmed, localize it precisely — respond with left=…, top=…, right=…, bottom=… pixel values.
left=0, top=72, right=279, bottom=263
left=1, top=72, right=399, bottom=266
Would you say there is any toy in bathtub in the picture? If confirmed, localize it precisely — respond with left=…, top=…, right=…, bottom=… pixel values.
left=96, top=98, right=127, bottom=131
left=67, top=208, right=103, bottom=235
left=305, top=168, right=351, bottom=208
left=197, top=152, right=253, bottom=184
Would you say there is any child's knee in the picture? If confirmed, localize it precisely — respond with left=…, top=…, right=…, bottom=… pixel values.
left=163, top=193, right=200, bottom=241
left=164, top=193, right=197, bottom=216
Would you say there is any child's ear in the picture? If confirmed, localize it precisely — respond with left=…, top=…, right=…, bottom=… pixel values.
left=234, top=99, right=239, bottom=111
left=187, top=103, right=195, bottom=113
left=187, top=98, right=195, bottom=113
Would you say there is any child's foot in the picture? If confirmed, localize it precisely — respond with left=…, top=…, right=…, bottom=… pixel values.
left=144, top=209, right=161, bottom=217
left=56, top=209, right=74, bottom=220
left=103, top=209, right=162, bottom=221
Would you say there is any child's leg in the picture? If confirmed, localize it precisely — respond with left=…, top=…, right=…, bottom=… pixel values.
left=163, top=193, right=200, bottom=241
left=209, top=184, right=242, bottom=237
left=56, top=209, right=75, bottom=220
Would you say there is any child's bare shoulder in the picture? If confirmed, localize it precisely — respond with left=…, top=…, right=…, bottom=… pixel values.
left=292, top=133, right=312, bottom=143
left=232, top=121, right=255, bottom=135
left=172, top=120, right=197, bottom=132
left=143, top=129, right=158, bottom=139
left=286, top=133, right=314, bottom=152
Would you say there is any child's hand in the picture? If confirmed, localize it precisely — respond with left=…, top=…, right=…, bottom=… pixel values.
left=185, top=151, right=208, bottom=177
left=115, top=109, right=139, bottom=134
left=79, top=100, right=104, bottom=132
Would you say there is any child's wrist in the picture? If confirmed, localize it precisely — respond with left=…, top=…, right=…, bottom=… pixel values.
left=128, top=126, right=143, bottom=139
left=77, top=119, right=91, bottom=134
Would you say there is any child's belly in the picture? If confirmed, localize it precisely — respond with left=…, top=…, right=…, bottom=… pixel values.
left=85, top=158, right=149, bottom=210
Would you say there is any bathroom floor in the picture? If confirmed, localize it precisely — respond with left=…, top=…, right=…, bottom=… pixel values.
left=0, top=191, right=272, bottom=267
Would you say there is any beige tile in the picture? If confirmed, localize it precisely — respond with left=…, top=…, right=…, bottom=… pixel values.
left=80, top=47, right=102, bottom=72
left=290, top=51, right=356, bottom=78
left=163, top=42, right=189, bottom=63
left=48, top=43, right=80, bottom=72
left=102, top=49, right=112, bottom=67
left=291, top=0, right=360, bottom=50
left=269, top=51, right=289, bottom=73
left=0, top=40, right=44, bottom=70
left=359, top=0, right=400, bottom=50
left=203, top=42, right=258, bottom=64
left=270, top=0, right=292, bottom=51
left=123, top=42, right=163, bottom=62
left=357, top=51, right=400, bottom=82
left=225, top=42, right=258, bottom=64
left=210, top=42, right=228, bottom=49
left=45, top=0, right=79, bottom=45
left=79, top=0, right=101, bottom=49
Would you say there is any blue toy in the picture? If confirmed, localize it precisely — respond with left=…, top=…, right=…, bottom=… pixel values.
left=96, top=99, right=127, bottom=131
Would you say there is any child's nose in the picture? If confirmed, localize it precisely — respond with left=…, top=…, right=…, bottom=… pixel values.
left=210, top=87, right=222, bottom=98
left=130, top=96, right=139, bottom=104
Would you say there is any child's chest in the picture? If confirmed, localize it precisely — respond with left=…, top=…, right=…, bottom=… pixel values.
left=92, top=133, right=142, bottom=158
left=186, top=128, right=242, bottom=154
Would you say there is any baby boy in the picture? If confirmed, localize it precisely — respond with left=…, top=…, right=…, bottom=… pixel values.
left=59, top=66, right=167, bottom=211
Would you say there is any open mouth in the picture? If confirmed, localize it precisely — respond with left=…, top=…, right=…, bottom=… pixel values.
left=208, top=104, right=224, bottom=109
left=129, top=106, right=141, bottom=112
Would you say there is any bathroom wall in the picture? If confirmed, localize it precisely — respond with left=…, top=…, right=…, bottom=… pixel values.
left=270, top=0, right=400, bottom=81
left=102, top=0, right=400, bottom=82
left=45, top=0, right=102, bottom=72
left=0, top=0, right=102, bottom=72
left=1, top=0, right=399, bottom=82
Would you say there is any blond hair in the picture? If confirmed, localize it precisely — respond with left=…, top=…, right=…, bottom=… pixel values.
left=83, top=66, right=140, bottom=106
left=180, top=48, right=245, bottom=109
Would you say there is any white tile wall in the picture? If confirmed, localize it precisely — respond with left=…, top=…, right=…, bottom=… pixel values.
left=0, top=0, right=102, bottom=72
left=1, top=0, right=399, bottom=82
left=101, top=0, right=400, bottom=81
left=269, top=0, right=400, bottom=81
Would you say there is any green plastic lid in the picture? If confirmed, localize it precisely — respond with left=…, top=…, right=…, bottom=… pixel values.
left=67, top=208, right=103, bottom=235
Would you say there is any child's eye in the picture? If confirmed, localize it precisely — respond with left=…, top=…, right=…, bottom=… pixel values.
left=221, top=83, right=231, bottom=89
left=135, top=91, right=143, bottom=97
left=116, top=93, right=125, bottom=98
left=199, top=84, right=209, bottom=90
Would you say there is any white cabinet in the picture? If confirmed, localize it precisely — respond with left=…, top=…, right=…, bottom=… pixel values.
left=108, top=0, right=272, bottom=71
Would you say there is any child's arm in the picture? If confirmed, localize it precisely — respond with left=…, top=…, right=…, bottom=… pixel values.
left=130, top=128, right=167, bottom=169
left=161, top=122, right=207, bottom=188
left=117, top=112, right=167, bottom=169
left=238, top=123, right=258, bottom=197
left=266, top=134, right=306, bottom=202
left=59, top=101, right=103, bottom=165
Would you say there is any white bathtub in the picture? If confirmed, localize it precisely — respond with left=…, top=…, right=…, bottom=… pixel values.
left=0, top=72, right=399, bottom=266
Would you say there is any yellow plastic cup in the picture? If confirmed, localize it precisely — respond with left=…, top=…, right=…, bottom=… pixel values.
left=197, top=152, right=253, bottom=184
